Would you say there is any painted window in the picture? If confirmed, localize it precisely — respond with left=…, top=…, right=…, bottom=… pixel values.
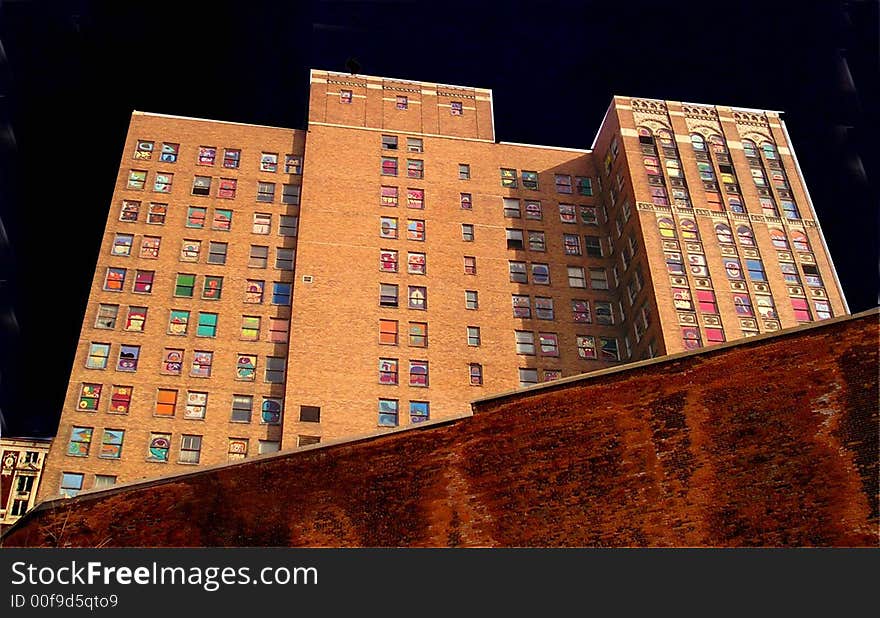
left=190, top=351, right=213, bottom=377
left=117, top=345, right=140, bottom=372
left=168, top=309, right=190, bottom=335
left=235, top=354, right=257, bottom=381
left=147, top=433, right=171, bottom=462
left=262, top=398, right=282, bottom=424
left=381, top=185, right=399, bottom=206
left=155, top=389, right=178, bottom=417
left=378, top=399, right=398, bottom=427
left=78, top=384, right=101, bottom=411
left=410, top=360, right=429, bottom=386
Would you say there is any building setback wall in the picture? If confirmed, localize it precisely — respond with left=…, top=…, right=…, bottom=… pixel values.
left=7, top=312, right=876, bottom=548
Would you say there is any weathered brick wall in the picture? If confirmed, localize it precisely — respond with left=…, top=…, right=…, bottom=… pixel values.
left=7, top=312, right=877, bottom=547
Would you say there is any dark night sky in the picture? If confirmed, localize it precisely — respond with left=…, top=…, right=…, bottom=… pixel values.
left=1, top=0, right=877, bottom=436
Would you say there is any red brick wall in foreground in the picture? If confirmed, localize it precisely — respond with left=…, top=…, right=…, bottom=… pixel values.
left=4, top=312, right=877, bottom=547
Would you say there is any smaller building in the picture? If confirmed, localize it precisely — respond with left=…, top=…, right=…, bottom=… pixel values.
left=0, top=437, right=52, bottom=532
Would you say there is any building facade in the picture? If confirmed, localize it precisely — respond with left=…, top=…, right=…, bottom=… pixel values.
left=1, top=437, right=51, bottom=530
left=37, top=70, right=847, bottom=500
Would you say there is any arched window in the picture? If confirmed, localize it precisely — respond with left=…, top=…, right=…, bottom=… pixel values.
left=680, top=218, right=700, bottom=241
left=638, top=127, right=654, bottom=145
left=656, top=129, right=674, bottom=148
left=742, top=139, right=759, bottom=159
left=736, top=225, right=755, bottom=246
left=690, top=133, right=706, bottom=151
left=657, top=217, right=677, bottom=239
left=769, top=228, right=788, bottom=249
left=791, top=230, right=810, bottom=252
left=761, top=142, right=778, bottom=160
left=715, top=223, right=734, bottom=244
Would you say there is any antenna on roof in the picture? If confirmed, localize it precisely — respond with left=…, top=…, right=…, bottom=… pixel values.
left=345, top=57, right=361, bottom=75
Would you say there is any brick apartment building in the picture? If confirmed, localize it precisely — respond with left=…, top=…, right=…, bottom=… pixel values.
left=36, top=69, right=848, bottom=500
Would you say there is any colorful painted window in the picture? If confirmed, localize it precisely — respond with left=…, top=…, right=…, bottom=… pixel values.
left=599, top=338, right=619, bottom=361
left=379, top=319, right=398, bottom=345
left=531, top=263, right=549, bottom=285
left=500, top=168, right=517, bottom=188
left=714, top=223, right=734, bottom=244
left=563, top=233, right=581, bottom=255
left=745, top=259, right=767, bottom=282
left=241, top=316, right=261, bottom=341
left=690, top=134, right=706, bottom=151
left=650, top=186, right=669, bottom=206
left=252, top=213, right=271, bottom=234
left=450, top=101, right=463, bottom=115
left=742, top=140, right=759, bottom=158
left=781, top=200, right=800, bottom=220
left=112, top=233, right=133, bottom=256
left=188, top=351, right=211, bottom=378
left=236, top=354, right=257, bottom=381
left=406, top=188, right=424, bottom=209
left=153, top=173, right=173, bottom=193
left=117, top=345, right=140, bottom=372
left=644, top=156, right=661, bottom=175
left=736, top=225, right=755, bottom=246
left=672, top=287, right=693, bottom=310
left=186, top=206, right=207, bottom=228
left=261, top=398, right=282, bottom=424
left=139, top=236, right=160, bottom=259
left=148, top=433, right=171, bottom=462
left=572, top=300, right=591, bottom=323
left=555, top=174, right=573, bottom=194
left=535, top=297, right=554, bottom=320
left=78, top=383, right=101, bottom=411
left=558, top=204, right=577, bottom=224
left=696, top=290, right=718, bottom=314
left=149, top=200, right=169, bottom=218
left=813, top=300, right=832, bottom=320
left=408, top=252, right=427, bottom=275
left=761, top=142, right=778, bottom=160
left=657, top=217, right=677, bottom=239
left=228, top=439, right=249, bottom=460
left=184, top=391, right=208, bottom=419
left=378, top=358, right=398, bottom=385
left=231, top=396, right=253, bottom=422
left=124, top=306, right=147, bottom=332
left=378, top=399, right=399, bottom=427
left=340, top=90, right=352, bottom=103
left=86, top=343, right=110, bottom=369
left=381, top=157, right=398, bottom=176
left=202, top=276, right=223, bottom=300
left=791, top=298, right=812, bottom=322
left=721, top=258, right=742, bottom=280
left=539, top=333, right=559, bottom=357
left=223, top=149, right=241, bottom=169
left=408, top=286, right=427, bottom=310
left=756, top=295, right=777, bottom=319
left=728, top=196, right=745, bottom=214
left=469, top=364, right=483, bottom=386
left=522, top=170, right=538, bottom=190
left=134, top=140, right=154, bottom=160
left=688, top=253, right=709, bottom=277
left=197, top=146, right=216, bottom=165
left=780, top=262, right=801, bottom=284
left=133, top=270, right=154, bottom=293
left=168, top=309, right=190, bottom=335
left=515, top=331, right=535, bottom=355
left=128, top=170, right=147, bottom=190
left=681, top=327, right=702, bottom=350
left=381, top=185, right=399, bottom=206
left=379, top=249, right=398, bottom=272
left=195, top=312, right=217, bottom=338
left=460, top=193, right=472, bottom=209
left=769, top=228, right=788, bottom=249
left=705, top=328, right=725, bottom=344
left=409, top=322, right=427, bottom=347
left=396, top=96, right=408, bottom=110
left=260, top=152, right=278, bottom=172
left=285, top=155, right=303, bottom=174
left=99, top=429, right=124, bottom=459
left=802, top=264, right=823, bottom=287
left=406, top=219, right=425, bottom=241
left=410, top=360, right=429, bottom=386
left=103, top=267, right=126, bottom=292
left=733, top=293, right=754, bottom=316
left=110, top=386, right=132, bottom=414
left=751, top=168, right=767, bottom=186
left=521, top=200, right=540, bottom=220
left=576, top=176, right=593, bottom=196
left=271, top=282, right=291, bottom=305
left=120, top=200, right=140, bottom=222
left=380, top=217, right=398, bottom=239
left=791, top=231, right=810, bottom=252
left=161, top=348, right=183, bottom=375
left=192, top=175, right=212, bottom=196
left=576, top=335, right=596, bottom=359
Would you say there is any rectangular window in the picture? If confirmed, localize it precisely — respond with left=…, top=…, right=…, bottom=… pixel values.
left=589, top=268, right=609, bottom=290
left=467, top=326, right=481, bottom=347
left=60, top=472, right=84, bottom=497
left=159, top=143, right=178, bottom=163
left=190, top=351, right=213, bottom=377
left=515, top=330, right=535, bottom=355
left=555, top=174, right=573, bottom=194
left=124, top=306, right=147, bottom=332
left=395, top=95, right=408, bottom=110
left=261, top=398, right=282, bottom=424
left=500, top=168, right=517, bottom=188
left=197, top=146, right=216, bottom=165
left=410, top=401, right=430, bottom=423
left=802, top=264, right=823, bottom=288
left=103, top=267, right=126, bottom=292
left=580, top=206, right=598, bottom=225
left=535, top=297, right=554, bottom=320
left=245, top=280, right=265, bottom=304
left=67, top=426, right=93, bottom=456
left=509, top=261, right=527, bottom=283
left=285, top=154, right=303, bottom=175
left=272, top=282, right=292, bottom=305
left=576, top=176, right=593, bottom=196
left=340, top=89, right=353, bottom=103
left=380, top=283, right=399, bottom=307
left=512, top=294, right=531, bottom=319
left=184, top=391, right=208, bottom=419
left=450, top=101, right=463, bottom=115
left=128, top=169, right=147, bottom=190
left=223, top=148, right=241, bottom=169
left=584, top=236, right=602, bottom=257
left=275, top=248, right=295, bottom=270
left=265, top=356, right=285, bottom=383
left=120, top=199, right=140, bottom=222
left=249, top=245, right=269, bottom=268
left=381, top=185, right=399, bottom=206
left=281, top=184, right=300, bottom=205
left=196, top=312, right=218, bottom=337
left=464, top=256, right=477, bottom=275
left=241, top=315, right=261, bottom=341
left=235, top=354, right=257, bottom=381
left=408, top=321, right=427, bottom=347
left=139, top=236, right=161, bottom=259
left=459, top=164, right=471, bottom=180
left=192, top=175, right=212, bottom=196
left=156, top=389, right=178, bottom=417
left=408, top=252, right=427, bottom=275
left=207, top=241, right=228, bottom=265
left=153, top=172, right=173, bottom=193
left=524, top=200, right=542, bottom=220
left=216, top=178, right=237, bottom=199
left=469, top=363, right=483, bottom=386
left=106, top=385, right=130, bottom=414
left=381, top=157, right=398, bottom=176
left=147, top=432, right=171, bottom=461
left=460, top=193, right=472, bottom=209
left=297, top=405, right=320, bottom=423
left=532, top=263, right=550, bottom=285
left=539, top=332, right=559, bottom=357
left=161, top=348, right=183, bottom=375
left=522, top=170, right=538, bottom=190
left=577, top=335, right=597, bottom=359
left=518, top=368, right=538, bottom=387
left=746, top=259, right=767, bottom=282
left=599, top=338, right=620, bottom=361
left=407, top=219, right=425, bottom=241
left=168, top=309, right=190, bottom=335
left=257, top=182, right=276, bottom=202
left=572, top=300, right=591, bottom=323
left=228, top=439, right=249, bottom=460
left=563, top=234, right=581, bottom=255
left=461, top=223, right=475, bottom=241
left=408, top=286, right=427, bottom=310
left=379, top=249, right=398, bottom=272
left=379, top=319, right=398, bottom=345
left=595, top=301, right=614, bottom=325
left=559, top=204, right=577, bottom=223
left=379, top=358, right=398, bottom=385
left=112, top=233, right=133, bottom=256
left=134, top=140, right=154, bottom=160
left=381, top=135, right=398, bottom=150
left=503, top=198, right=521, bottom=218
left=406, top=188, right=424, bottom=209
left=132, top=270, right=154, bottom=293
left=696, top=290, right=718, bottom=314
left=407, top=137, right=423, bottom=153
left=279, top=215, right=299, bottom=236
left=202, top=276, right=224, bottom=299
left=410, top=360, right=429, bottom=387
left=528, top=231, right=546, bottom=252
left=380, top=217, right=399, bottom=239
left=268, top=318, right=289, bottom=344
left=179, top=435, right=202, bottom=464
left=378, top=399, right=399, bottom=427
left=117, top=344, right=140, bottom=372
left=733, top=293, right=754, bottom=317
left=212, top=208, right=232, bottom=230
left=507, top=229, right=525, bottom=250
left=95, top=304, right=118, bottom=329
left=567, top=266, right=586, bottom=288
left=186, top=206, right=207, bottom=228
left=253, top=213, right=272, bottom=234
left=260, top=152, right=278, bottom=172
left=465, top=290, right=478, bottom=310
left=791, top=298, right=812, bottom=322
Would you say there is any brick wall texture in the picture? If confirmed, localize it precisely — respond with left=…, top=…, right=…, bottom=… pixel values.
left=5, top=311, right=877, bottom=547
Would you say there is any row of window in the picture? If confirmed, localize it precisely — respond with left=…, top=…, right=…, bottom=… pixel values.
left=514, top=331, right=619, bottom=360
left=120, top=201, right=299, bottom=236
left=127, top=170, right=302, bottom=204
left=502, top=199, right=598, bottom=224
left=111, top=234, right=295, bottom=270
left=96, top=305, right=289, bottom=341
left=377, top=399, right=431, bottom=427
left=504, top=230, right=603, bottom=256
left=103, top=269, right=292, bottom=305
left=339, top=89, right=463, bottom=116
left=508, top=262, right=609, bottom=289
left=84, top=344, right=286, bottom=381
left=134, top=140, right=303, bottom=174
left=500, top=170, right=593, bottom=195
